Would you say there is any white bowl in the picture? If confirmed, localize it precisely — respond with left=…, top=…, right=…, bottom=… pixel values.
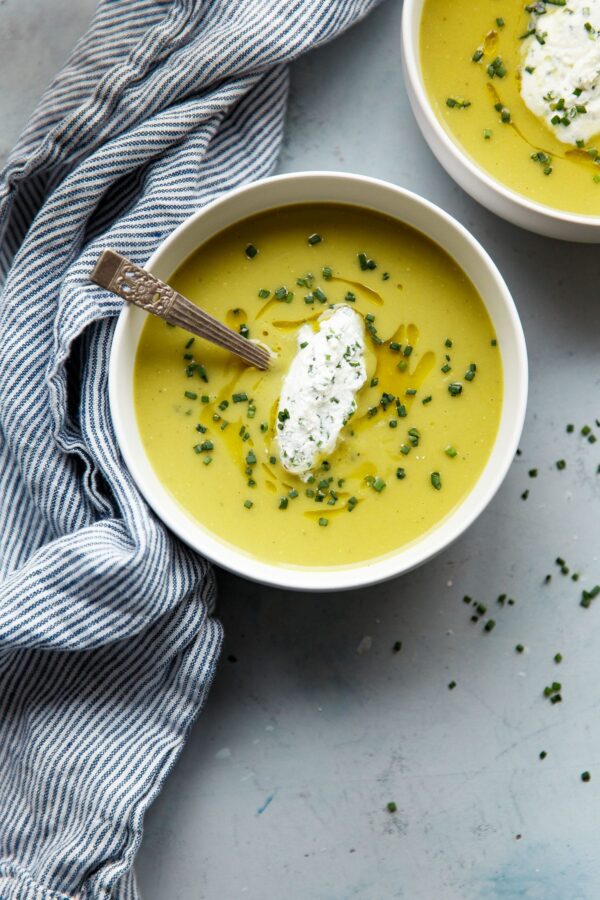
left=401, top=0, right=600, bottom=242
left=109, top=172, right=528, bottom=591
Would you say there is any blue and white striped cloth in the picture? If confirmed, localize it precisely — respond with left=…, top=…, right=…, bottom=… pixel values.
left=0, top=1, right=379, bottom=897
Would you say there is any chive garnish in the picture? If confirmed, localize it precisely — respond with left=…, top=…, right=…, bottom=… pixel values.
left=184, top=391, right=197, bottom=400
left=318, top=517, right=328, bottom=526
left=322, top=266, right=333, bottom=280
left=448, top=681, right=457, bottom=690
left=431, top=472, right=442, bottom=491
left=396, top=467, right=406, bottom=480
left=540, top=751, right=547, bottom=760
left=278, top=497, right=288, bottom=510
left=389, top=420, right=398, bottom=429
left=516, top=644, right=524, bottom=653
left=554, top=653, right=562, bottom=664
left=529, top=469, right=538, bottom=478
left=232, top=392, right=248, bottom=403
left=201, top=395, right=209, bottom=403
left=483, top=128, right=493, bottom=140
left=389, top=342, right=401, bottom=352
left=445, top=446, right=458, bottom=458
left=405, top=389, right=417, bottom=396
left=307, top=233, right=322, bottom=245
left=446, top=97, right=471, bottom=109
left=244, top=499, right=253, bottom=509
left=185, top=337, right=195, bottom=349
left=472, top=48, right=484, bottom=62
left=556, top=459, right=566, bottom=470
left=445, top=338, right=453, bottom=348
left=484, top=619, right=495, bottom=632
left=370, top=376, right=379, bottom=387
left=239, top=324, right=250, bottom=338
left=448, top=383, right=462, bottom=396
left=203, top=456, right=212, bottom=466
left=521, top=490, right=529, bottom=500
left=387, top=801, right=397, bottom=813
left=582, top=771, right=591, bottom=782
left=258, top=288, right=270, bottom=299
left=245, top=244, right=258, bottom=259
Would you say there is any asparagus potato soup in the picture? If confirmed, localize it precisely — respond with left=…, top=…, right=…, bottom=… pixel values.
left=420, top=0, right=600, bottom=215
left=134, top=204, right=503, bottom=567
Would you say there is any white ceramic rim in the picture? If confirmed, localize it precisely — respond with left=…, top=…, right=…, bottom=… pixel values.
left=109, top=171, right=528, bottom=592
left=401, top=0, right=600, bottom=238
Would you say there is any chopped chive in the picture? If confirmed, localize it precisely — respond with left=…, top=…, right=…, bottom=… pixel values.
left=387, top=801, right=397, bottom=813
left=258, top=288, right=270, bottom=299
left=184, top=391, right=198, bottom=400
left=307, top=233, right=322, bottom=245
left=244, top=499, right=253, bottom=509
left=441, top=363, right=451, bottom=373
left=322, top=265, right=333, bottom=280
left=318, top=517, right=328, bottom=527
left=278, top=497, right=288, bottom=510
left=484, top=619, right=495, bottom=632
left=540, top=751, right=547, bottom=760
left=422, top=395, right=432, bottom=405
left=521, top=489, right=529, bottom=500
left=403, top=345, right=413, bottom=357
left=389, top=341, right=401, bottom=352
left=313, top=287, right=327, bottom=302
left=185, top=337, right=195, bottom=349
left=396, top=467, right=406, bottom=480
left=448, top=383, right=462, bottom=396
left=389, top=419, right=398, bottom=429
left=431, top=472, right=442, bottom=491
left=448, top=680, right=457, bottom=690
left=201, top=395, right=210, bottom=403
left=393, top=640, right=402, bottom=653
left=218, top=399, right=229, bottom=411
left=445, top=446, right=458, bottom=458
left=370, top=376, right=379, bottom=387
left=516, top=644, right=524, bottom=653
left=239, top=324, right=250, bottom=338
left=529, top=469, right=538, bottom=478
left=472, top=48, right=484, bottom=62
left=582, top=771, right=591, bottom=782
left=203, top=456, right=212, bottom=466
left=556, top=459, right=566, bottom=470
left=245, top=243, right=258, bottom=259
left=554, top=653, right=562, bottom=664
left=405, top=389, right=417, bottom=396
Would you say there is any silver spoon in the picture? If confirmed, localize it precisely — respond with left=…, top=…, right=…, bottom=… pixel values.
left=90, top=249, right=270, bottom=371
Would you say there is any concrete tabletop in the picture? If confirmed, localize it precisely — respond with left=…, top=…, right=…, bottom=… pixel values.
left=2, top=2, right=600, bottom=898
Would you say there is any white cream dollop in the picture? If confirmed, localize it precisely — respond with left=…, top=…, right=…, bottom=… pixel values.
left=520, top=0, right=600, bottom=145
left=275, top=305, right=366, bottom=477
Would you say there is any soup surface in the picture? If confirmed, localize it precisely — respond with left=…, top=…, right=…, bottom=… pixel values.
left=420, top=0, right=600, bottom=216
left=134, top=204, right=503, bottom=568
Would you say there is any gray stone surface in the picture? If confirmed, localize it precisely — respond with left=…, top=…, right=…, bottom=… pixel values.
left=2, top=1, right=600, bottom=898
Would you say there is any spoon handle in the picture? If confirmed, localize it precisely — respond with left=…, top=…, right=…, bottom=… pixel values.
left=90, top=249, right=270, bottom=371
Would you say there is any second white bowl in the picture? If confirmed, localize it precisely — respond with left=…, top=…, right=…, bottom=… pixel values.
left=401, top=0, right=600, bottom=242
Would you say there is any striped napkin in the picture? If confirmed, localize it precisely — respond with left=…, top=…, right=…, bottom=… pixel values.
left=0, top=1, right=378, bottom=897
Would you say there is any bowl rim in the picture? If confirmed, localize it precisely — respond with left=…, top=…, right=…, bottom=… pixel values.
left=109, top=170, right=528, bottom=592
left=401, top=0, right=600, bottom=229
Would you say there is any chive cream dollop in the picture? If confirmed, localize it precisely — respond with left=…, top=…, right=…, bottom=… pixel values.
left=520, top=0, right=600, bottom=144
left=276, top=305, right=366, bottom=477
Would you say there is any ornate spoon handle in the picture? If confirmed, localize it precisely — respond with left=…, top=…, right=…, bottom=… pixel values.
left=90, top=249, right=270, bottom=371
